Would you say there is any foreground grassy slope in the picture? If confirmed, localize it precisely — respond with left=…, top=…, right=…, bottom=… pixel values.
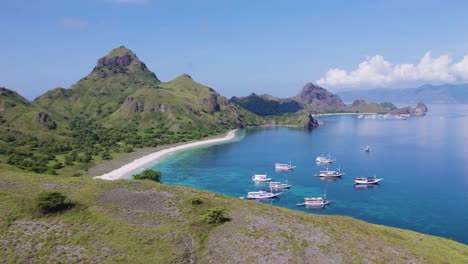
left=1, top=165, right=466, bottom=263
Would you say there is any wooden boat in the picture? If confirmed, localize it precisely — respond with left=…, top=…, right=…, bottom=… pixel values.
left=354, top=176, right=383, bottom=185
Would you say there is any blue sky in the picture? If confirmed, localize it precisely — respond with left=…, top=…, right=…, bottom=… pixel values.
left=2, top=0, right=468, bottom=100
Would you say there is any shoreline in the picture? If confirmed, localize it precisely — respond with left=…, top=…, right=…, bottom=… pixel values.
left=93, top=129, right=238, bottom=181
left=313, top=112, right=377, bottom=117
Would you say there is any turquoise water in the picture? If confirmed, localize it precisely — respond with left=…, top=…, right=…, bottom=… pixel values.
left=149, top=104, right=468, bottom=244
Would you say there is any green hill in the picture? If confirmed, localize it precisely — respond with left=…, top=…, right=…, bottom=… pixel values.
left=35, top=47, right=261, bottom=131
left=230, top=93, right=303, bottom=116
left=34, top=46, right=161, bottom=120
left=0, top=87, right=64, bottom=133
left=105, top=74, right=261, bottom=131
left=0, top=166, right=466, bottom=263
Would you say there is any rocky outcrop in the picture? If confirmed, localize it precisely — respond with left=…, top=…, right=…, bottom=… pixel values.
left=412, top=102, right=428, bottom=116
left=293, top=83, right=345, bottom=111
left=391, top=102, right=428, bottom=116
left=202, top=94, right=221, bottom=114
left=303, top=114, right=320, bottom=130
left=35, top=112, right=57, bottom=130
left=123, top=97, right=144, bottom=112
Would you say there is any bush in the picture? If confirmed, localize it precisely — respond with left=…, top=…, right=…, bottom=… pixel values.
left=34, top=191, right=72, bottom=215
left=202, top=207, right=228, bottom=224
left=190, top=197, right=203, bottom=205
left=133, top=169, right=161, bottom=182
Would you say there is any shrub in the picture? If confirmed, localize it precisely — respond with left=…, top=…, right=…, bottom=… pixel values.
left=202, top=207, right=228, bottom=224
left=133, top=169, right=161, bottom=182
left=34, top=191, right=72, bottom=215
left=190, top=197, right=203, bottom=205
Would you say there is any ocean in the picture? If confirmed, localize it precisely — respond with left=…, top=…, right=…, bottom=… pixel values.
left=149, top=104, right=468, bottom=244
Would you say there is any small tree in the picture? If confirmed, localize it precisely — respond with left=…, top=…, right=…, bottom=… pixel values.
left=34, top=191, right=71, bottom=215
left=202, top=207, right=228, bottom=224
left=133, top=169, right=161, bottom=183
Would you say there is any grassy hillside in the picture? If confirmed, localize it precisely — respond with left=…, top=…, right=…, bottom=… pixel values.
left=105, top=74, right=262, bottom=131
left=34, top=46, right=161, bottom=120
left=0, top=165, right=466, bottom=263
left=230, top=93, right=303, bottom=116
left=0, top=87, right=66, bottom=134
left=344, top=100, right=398, bottom=113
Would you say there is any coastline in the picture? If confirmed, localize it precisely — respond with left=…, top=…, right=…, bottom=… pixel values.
left=93, top=129, right=238, bottom=181
left=313, top=112, right=377, bottom=117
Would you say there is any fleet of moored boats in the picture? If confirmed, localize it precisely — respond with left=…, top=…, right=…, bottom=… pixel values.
left=242, top=146, right=384, bottom=209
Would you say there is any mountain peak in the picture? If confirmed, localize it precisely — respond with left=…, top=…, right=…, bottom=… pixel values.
left=96, top=46, right=141, bottom=69
left=90, top=46, right=159, bottom=81
left=293, top=82, right=345, bottom=110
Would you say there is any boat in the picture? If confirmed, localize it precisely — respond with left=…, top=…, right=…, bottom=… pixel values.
left=316, top=154, right=335, bottom=164
left=275, top=162, right=296, bottom=171
left=251, top=174, right=271, bottom=182
left=317, top=166, right=344, bottom=177
left=297, top=191, right=332, bottom=208
left=269, top=181, right=291, bottom=189
left=354, top=175, right=383, bottom=185
left=247, top=190, right=282, bottom=199
left=364, top=145, right=371, bottom=152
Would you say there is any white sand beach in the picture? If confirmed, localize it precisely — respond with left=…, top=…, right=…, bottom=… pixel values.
left=94, top=130, right=238, bottom=181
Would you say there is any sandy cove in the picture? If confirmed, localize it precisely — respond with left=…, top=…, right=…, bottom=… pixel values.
left=93, top=130, right=238, bottom=181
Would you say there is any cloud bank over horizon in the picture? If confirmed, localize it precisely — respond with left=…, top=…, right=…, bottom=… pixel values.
left=317, top=52, right=468, bottom=90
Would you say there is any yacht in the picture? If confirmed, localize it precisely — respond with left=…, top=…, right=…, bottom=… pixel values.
left=275, top=162, right=296, bottom=171
left=318, top=166, right=344, bottom=178
left=251, top=174, right=271, bottom=182
left=297, top=196, right=332, bottom=208
left=354, top=176, right=383, bottom=185
left=316, top=154, right=335, bottom=164
left=247, top=190, right=282, bottom=199
left=269, top=181, right=291, bottom=189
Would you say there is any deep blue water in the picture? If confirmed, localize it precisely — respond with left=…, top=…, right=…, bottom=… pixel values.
left=148, top=104, right=468, bottom=244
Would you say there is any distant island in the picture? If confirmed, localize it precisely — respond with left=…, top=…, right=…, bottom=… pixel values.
left=230, top=83, right=428, bottom=117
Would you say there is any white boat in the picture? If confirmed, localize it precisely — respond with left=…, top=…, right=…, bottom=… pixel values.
left=247, top=190, right=282, bottom=199
left=317, top=166, right=344, bottom=177
left=354, top=176, right=383, bottom=185
left=275, top=162, right=296, bottom=171
left=316, top=154, right=335, bottom=164
left=251, top=174, right=271, bottom=182
left=269, top=181, right=291, bottom=189
left=364, top=145, right=371, bottom=152
left=297, top=191, right=332, bottom=208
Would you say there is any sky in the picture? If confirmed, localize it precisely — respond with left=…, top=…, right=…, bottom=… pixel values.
left=1, top=0, right=468, bottom=100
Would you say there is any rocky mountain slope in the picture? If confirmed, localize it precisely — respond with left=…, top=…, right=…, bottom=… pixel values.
left=35, top=46, right=261, bottom=131
left=0, top=87, right=65, bottom=135
left=293, top=82, right=346, bottom=111
left=230, top=83, right=345, bottom=116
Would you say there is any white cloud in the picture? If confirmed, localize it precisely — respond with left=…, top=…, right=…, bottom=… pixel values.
left=316, top=52, right=468, bottom=89
left=59, top=16, right=89, bottom=30
left=106, top=0, right=148, bottom=4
